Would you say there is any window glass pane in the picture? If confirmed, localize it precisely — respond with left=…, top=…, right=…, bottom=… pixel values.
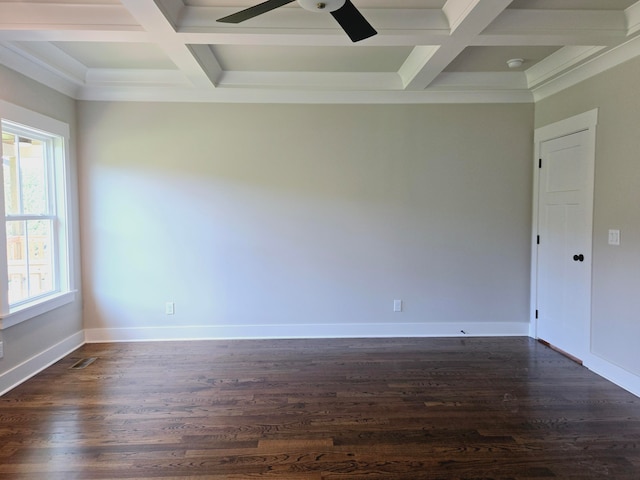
left=27, top=219, right=54, bottom=297
left=3, top=133, right=48, bottom=216
left=6, top=219, right=55, bottom=305
left=2, top=132, right=19, bottom=215
left=7, top=220, right=27, bottom=304
left=20, top=137, right=47, bottom=215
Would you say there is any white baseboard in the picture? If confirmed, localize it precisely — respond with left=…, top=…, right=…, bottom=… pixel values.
left=584, top=353, right=640, bottom=398
left=0, top=330, right=85, bottom=396
left=84, top=321, right=530, bottom=343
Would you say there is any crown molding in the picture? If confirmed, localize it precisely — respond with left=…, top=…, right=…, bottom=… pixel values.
left=0, top=42, right=80, bottom=98
left=75, top=85, right=534, bottom=104
left=533, top=34, right=640, bottom=102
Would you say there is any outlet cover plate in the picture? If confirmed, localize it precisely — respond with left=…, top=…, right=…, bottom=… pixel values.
left=608, top=229, right=620, bottom=246
left=393, top=299, right=402, bottom=312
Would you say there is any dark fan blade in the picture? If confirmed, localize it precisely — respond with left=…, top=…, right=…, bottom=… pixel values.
left=330, top=0, right=377, bottom=42
left=217, top=0, right=296, bottom=24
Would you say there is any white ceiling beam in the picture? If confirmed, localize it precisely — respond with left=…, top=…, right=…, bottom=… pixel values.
left=118, top=0, right=221, bottom=88
left=442, top=0, right=481, bottom=32
left=403, top=0, right=513, bottom=90
left=401, top=42, right=464, bottom=90
left=153, top=0, right=184, bottom=30
left=0, top=30, right=151, bottom=43
left=626, top=1, right=640, bottom=35
left=0, top=4, right=141, bottom=29
left=397, top=46, right=439, bottom=88
left=0, top=28, right=622, bottom=49
left=188, top=44, right=224, bottom=86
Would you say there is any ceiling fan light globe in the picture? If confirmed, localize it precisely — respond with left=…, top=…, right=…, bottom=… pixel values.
left=297, top=0, right=346, bottom=13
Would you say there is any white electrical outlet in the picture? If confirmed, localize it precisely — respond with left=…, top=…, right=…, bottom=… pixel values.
left=165, top=302, right=175, bottom=315
left=608, top=229, right=620, bottom=246
left=393, top=299, right=402, bottom=312
left=0, top=341, right=3, bottom=359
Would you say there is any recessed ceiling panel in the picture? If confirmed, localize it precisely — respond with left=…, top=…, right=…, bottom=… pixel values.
left=52, top=42, right=177, bottom=69
left=444, top=46, right=562, bottom=72
left=508, top=0, right=636, bottom=10
left=211, top=45, right=412, bottom=72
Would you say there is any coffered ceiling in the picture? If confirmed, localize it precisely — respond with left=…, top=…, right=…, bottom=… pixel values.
left=1, top=0, right=639, bottom=103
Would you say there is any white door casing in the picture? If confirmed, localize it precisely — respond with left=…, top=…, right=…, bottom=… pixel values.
left=530, top=109, right=597, bottom=362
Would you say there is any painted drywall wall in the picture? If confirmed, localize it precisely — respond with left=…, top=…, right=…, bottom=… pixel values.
left=535, top=56, right=640, bottom=379
left=78, top=101, right=533, bottom=339
left=0, top=65, right=84, bottom=390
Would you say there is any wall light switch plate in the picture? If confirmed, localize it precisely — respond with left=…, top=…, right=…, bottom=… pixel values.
left=0, top=341, right=3, bottom=359
left=608, top=229, right=620, bottom=246
left=393, top=299, right=402, bottom=312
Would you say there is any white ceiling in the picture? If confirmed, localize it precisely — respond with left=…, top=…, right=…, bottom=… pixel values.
left=1, top=0, right=639, bottom=103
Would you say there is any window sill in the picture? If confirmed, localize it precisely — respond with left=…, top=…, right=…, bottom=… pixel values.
left=0, top=291, right=76, bottom=330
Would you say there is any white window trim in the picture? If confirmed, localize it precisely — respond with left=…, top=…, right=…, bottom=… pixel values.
left=0, top=100, right=76, bottom=329
left=0, top=291, right=76, bottom=329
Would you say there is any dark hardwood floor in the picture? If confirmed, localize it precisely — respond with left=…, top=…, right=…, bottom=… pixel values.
left=1, top=337, right=639, bottom=479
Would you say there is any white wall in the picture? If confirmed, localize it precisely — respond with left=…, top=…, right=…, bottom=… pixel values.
left=78, top=102, right=533, bottom=340
left=535, top=56, right=640, bottom=393
left=0, top=65, right=84, bottom=394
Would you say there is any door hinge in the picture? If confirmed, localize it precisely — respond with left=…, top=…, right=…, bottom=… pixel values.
left=537, top=235, right=540, bottom=245
left=539, top=158, right=542, bottom=168
left=535, top=309, right=539, bottom=319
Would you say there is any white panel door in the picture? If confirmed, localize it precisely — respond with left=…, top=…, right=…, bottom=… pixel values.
left=537, top=129, right=593, bottom=361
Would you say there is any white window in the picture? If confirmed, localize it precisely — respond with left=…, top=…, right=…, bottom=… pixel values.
left=0, top=102, right=74, bottom=328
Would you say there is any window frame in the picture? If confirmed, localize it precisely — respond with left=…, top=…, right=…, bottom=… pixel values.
left=0, top=101, right=75, bottom=329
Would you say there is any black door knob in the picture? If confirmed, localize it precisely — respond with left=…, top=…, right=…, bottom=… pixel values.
left=573, top=254, right=584, bottom=262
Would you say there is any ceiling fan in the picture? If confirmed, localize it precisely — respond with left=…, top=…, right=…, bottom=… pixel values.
left=217, top=0, right=377, bottom=43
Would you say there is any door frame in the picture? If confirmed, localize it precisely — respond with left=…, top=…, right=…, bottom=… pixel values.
left=529, top=108, right=598, bottom=357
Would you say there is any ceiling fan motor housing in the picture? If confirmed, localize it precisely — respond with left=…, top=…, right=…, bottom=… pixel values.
left=298, top=0, right=346, bottom=12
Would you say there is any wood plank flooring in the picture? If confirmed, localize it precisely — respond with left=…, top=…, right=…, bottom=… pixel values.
left=1, top=337, right=639, bottom=479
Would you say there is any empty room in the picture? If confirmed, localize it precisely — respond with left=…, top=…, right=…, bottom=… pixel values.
left=0, top=0, right=639, bottom=478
